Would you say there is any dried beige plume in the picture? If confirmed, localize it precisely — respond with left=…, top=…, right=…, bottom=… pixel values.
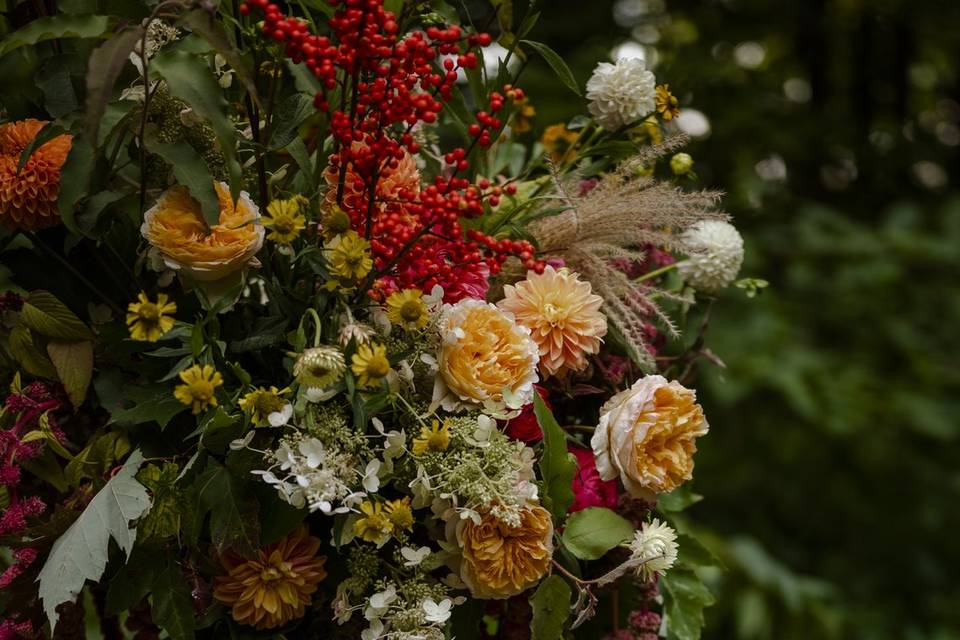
left=529, top=136, right=728, bottom=369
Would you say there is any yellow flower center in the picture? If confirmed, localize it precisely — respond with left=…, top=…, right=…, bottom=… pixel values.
left=272, top=216, right=295, bottom=234
left=189, top=380, right=215, bottom=402
left=365, top=354, right=390, bottom=378
left=400, top=300, right=424, bottom=322
left=137, top=302, right=161, bottom=323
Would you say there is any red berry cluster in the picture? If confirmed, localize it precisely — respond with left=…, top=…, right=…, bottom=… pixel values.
left=240, top=0, right=545, bottom=300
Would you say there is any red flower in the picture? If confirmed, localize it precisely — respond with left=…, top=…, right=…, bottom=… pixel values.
left=503, top=385, right=550, bottom=443
left=568, top=445, right=618, bottom=513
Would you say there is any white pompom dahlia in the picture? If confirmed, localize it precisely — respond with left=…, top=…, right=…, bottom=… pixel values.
left=678, top=220, right=745, bottom=292
left=586, top=58, right=657, bottom=131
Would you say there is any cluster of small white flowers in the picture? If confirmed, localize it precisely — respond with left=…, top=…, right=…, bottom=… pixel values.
left=678, top=220, right=745, bottom=292
left=253, top=433, right=366, bottom=514
left=359, top=584, right=455, bottom=640
left=628, top=518, right=679, bottom=579
left=586, top=58, right=657, bottom=130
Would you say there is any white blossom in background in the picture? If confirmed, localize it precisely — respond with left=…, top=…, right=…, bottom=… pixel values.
left=422, top=597, right=453, bottom=623
left=678, top=220, right=745, bottom=292
left=628, top=518, right=679, bottom=579
left=586, top=58, right=657, bottom=130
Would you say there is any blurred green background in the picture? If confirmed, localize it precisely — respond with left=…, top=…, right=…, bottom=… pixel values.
left=521, top=0, right=960, bottom=637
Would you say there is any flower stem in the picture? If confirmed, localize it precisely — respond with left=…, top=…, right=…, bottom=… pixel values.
left=635, top=261, right=681, bottom=283
left=304, top=307, right=323, bottom=347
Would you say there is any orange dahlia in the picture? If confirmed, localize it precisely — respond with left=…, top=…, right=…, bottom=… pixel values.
left=456, top=504, right=553, bottom=599
left=0, top=119, right=72, bottom=230
left=212, top=525, right=327, bottom=630
left=498, top=265, right=608, bottom=378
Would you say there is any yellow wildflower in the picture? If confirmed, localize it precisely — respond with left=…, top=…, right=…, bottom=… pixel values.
left=655, top=84, right=680, bottom=121
left=126, top=292, right=177, bottom=342
left=353, top=500, right=393, bottom=543
left=350, top=342, right=390, bottom=388
left=327, top=230, right=372, bottom=281
left=511, top=98, right=536, bottom=134
left=412, top=419, right=451, bottom=455
left=385, top=288, right=428, bottom=331
left=321, top=204, right=352, bottom=240
left=262, top=198, right=307, bottom=244
left=540, top=123, right=579, bottom=163
left=173, top=364, right=223, bottom=414
left=238, top=386, right=290, bottom=425
left=384, top=497, right=414, bottom=532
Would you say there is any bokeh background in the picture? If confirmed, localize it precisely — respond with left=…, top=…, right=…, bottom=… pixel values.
left=521, top=0, right=960, bottom=637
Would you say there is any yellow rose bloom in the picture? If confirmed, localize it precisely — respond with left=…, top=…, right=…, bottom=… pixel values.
left=126, top=292, right=177, bottom=342
left=326, top=230, right=373, bottom=281
left=457, top=504, right=553, bottom=599
left=385, top=288, right=428, bottom=331
left=173, top=364, right=223, bottom=414
left=350, top=342, right=390, bottom=388
left=436, top=300, right=539, bottom=415
left=412, top=419, right=451, bottom=455
left=591, top=375, right=708, bottom=500
left=141, top=182, right=264, bottom=284
left=238, top=386, right=289, bottom=426
left=262, top=198, right=307, bottom=244
left=498, top=265, right=607, bottom=378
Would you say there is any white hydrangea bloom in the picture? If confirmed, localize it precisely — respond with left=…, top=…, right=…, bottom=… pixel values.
left=678, top=220, right=745, bottom=292
left=629, top=518, right=679, bottom=579
left=586, top=58, right=657, bottom=130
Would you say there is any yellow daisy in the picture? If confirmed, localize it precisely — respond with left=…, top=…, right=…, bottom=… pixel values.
left=126, top=292, right=177, bottom=342
left=350, top=342, right=390, bottom=389
left=321, top=204, right=352, bottom=240
left=327, top=230, right=373, bottom=281
left=412, top=419, right=451, bottom=455
left=238, top=386, right=290, bottom=425
left=384, top=497, right=414, bottom=532
left=173, top=364, right=223, bottom=414
left=385, top=288, right=428, bottom=331
left=540, top=123, right=579, bottom=163
left=262, top=198, right=307, bottom=244
left=353, top=500, right=394, bottom=543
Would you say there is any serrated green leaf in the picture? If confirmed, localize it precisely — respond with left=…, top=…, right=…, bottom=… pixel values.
left=269, top=93, right=314, bottom=150
left=534, top=393, right=577, bottom=521
left=0, top=15, right=112, bottom=57
left=86, top=25, right=144, bottom=144
left=152, top=555, right=196, bottom=640
left=109, top=391, right=187, bottom=430
left=662, top=568, right=716, bottom=640
left=530, top=574, right=571, bottom=639
left=143, top=134, right=220, bottom=227
left=520, top=39, right=580, bottom=96
left=38, top=450, right=151, bottom=628
left=105, top=546, right=164, bottom=614
left=561, top=507, right=635, bottom=560
left=65, top=430, right=130, bottom=490
left=20, top=291, right=94, bottom=340
left=47, top=340, right=93, bottom=408
left=194, top=459, right=260, bottom=555
left=137, top=463, right=185, bottom=540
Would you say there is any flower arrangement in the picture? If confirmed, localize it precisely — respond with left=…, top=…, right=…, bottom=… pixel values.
left=0, top=0, right=753, bottom=638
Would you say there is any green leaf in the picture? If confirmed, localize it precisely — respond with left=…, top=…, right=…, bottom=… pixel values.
left=64, top=430, right=130, bottom=488
left=85, top=25, right=144, bottom=144
left=36, top=55, right=80, bottom=118
left=8, top=325, right=57, bottom=378
left=152, top=556, right=196, bottom=640
left=658, top=485, right=704, bottom=513
left=662, top=568, right=716, bottom=640
left=109, top=391, right=187, bottom=430
left=143, top=134, right=220, bottom=226
left=561, top=507, right=635, bottom=560
left=530, top=575, right=571, bottom=639
left=194, top=459, right=260, bottom=555
left=105, top=546, right=164, bottom=614
left=37, top=450, right=151, bottom=629
left=0, top=15, right=112, bottom=57
left=137, top=463, right=186, bottom=540
left=534, top=393, right=577, bottom=521
left=46, top=340, right=93, bottom=408
left=520, top=39, right=580, bottom=96
left=20, top=291, right=94, bottom=340
left=179, top=9, right=260, bottom=107
left=57, top=133, right=96, bottom=236
left=269, top=93, right=314, bottom=150
left=150, top=48, right=241, bottom=208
